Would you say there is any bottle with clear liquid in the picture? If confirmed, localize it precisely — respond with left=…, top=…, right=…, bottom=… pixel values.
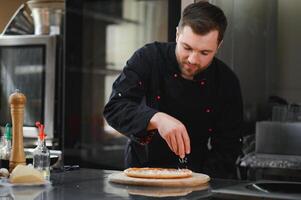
left=0, top=124, right=12, bottom=169
left=33, top=122, right=50, bottom=181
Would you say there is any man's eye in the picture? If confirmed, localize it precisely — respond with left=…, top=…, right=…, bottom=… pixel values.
left=183, top=46, right=191, bottom=51
left=201, top=52, right=209, bottom=56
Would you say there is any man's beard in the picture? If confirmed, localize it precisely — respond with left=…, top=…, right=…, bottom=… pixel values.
left=175, top=46, right=208, bottom=79
left=179, top=61, right=203, bottom=79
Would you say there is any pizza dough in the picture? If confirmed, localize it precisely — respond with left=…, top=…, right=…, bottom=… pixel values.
left=124, top=167, right=193, bottom=179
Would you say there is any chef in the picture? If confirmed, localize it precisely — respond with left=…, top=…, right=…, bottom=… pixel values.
left=103, top=1, right=243, bottom=179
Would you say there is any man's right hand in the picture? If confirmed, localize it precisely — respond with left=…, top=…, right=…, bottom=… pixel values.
left=147, top=112, right=191, bottom=158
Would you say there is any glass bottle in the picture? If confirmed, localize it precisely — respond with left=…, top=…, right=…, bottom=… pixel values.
left=0, top=135, right=4, bottom=158
left=0, top=124, right=12, bottom=169
left=33, top=122, right=50, bottom=181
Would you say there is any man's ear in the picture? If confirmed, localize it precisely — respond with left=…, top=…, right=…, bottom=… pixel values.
left=176, top=27, right=179, bottom=42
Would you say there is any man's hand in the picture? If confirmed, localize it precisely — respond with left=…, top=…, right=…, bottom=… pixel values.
left=147, top=112, right=190, bottom=158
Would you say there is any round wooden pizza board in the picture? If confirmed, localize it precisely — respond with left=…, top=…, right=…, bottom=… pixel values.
left=108, top=172, right=210, bottom=187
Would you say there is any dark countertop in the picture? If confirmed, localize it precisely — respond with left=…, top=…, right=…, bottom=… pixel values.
left=1, top=168, right=301, bottom=200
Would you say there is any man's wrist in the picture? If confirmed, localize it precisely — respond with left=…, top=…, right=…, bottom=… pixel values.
left=147, top=112, right=161, bottom=131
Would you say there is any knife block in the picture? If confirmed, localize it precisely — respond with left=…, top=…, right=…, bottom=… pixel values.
left=9, top=91, right=27, bottom=172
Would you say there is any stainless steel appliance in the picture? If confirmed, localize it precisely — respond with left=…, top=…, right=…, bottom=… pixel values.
left=256, top=121, right=301, bottom=156
left=0, top=35, right=58, bottom=140
left=240, top=121, right=301, bottom=181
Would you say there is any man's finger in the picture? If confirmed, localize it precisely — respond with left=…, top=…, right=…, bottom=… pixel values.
left=165, top=136, right=174, bottom=153
left=170, top=134, right=178, bottom=155
left=176, top=132, right=185, bottom=158
left=182, top=129, right=191, bottom=154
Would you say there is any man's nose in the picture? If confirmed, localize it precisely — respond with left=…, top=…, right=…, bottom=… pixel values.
left=187, top=52, right=199, bottom=64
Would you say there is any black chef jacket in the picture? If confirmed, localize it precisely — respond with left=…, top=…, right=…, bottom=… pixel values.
left=103, top=42, right=243, bottom=179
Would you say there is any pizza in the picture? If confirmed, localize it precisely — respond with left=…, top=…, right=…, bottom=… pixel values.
left=123, top=167, right=192, bottom=179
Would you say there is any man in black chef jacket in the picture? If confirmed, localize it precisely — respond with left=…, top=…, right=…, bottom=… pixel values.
left=103, top=1, right=243, bottom=179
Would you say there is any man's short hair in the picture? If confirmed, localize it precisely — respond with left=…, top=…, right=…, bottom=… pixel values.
left=178, top=1, right=227, bottom=44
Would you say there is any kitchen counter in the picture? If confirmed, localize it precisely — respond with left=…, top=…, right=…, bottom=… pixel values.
left=1, top=168, right=301, bottom=199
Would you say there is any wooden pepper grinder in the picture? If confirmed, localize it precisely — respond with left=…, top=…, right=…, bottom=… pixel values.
left=9, top=90, right=27, bottom=172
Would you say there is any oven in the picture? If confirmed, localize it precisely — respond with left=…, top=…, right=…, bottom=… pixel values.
left=0, top=35, right=61, bottom=142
